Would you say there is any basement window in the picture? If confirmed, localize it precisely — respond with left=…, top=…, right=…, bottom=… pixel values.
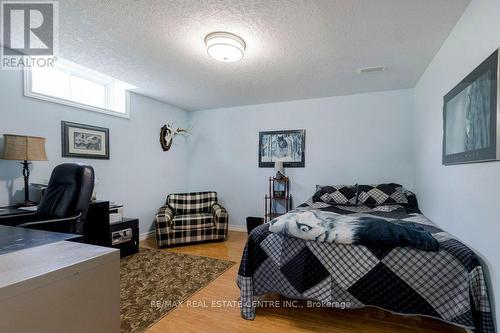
left=24, top=59, right=136, bottom=118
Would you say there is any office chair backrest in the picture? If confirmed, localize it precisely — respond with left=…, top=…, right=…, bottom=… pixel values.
left=37, top=163, right=95, bottom=228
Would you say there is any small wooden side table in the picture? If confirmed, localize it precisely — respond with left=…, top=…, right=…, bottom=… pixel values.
left=265, top=176, right=292, bottom=222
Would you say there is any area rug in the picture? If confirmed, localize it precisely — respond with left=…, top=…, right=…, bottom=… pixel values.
left=120, top=248, right=234, bottom=333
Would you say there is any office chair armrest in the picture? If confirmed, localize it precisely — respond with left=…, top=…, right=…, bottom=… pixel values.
left=19, top=212, right=82, bottom=234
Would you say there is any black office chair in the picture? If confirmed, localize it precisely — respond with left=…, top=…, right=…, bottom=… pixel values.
left=0, top=163, right=95, bottom=234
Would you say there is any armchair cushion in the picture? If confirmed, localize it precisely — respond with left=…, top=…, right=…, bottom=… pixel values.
left=172, top=213, right=214, bottom=231
left=167, top=191, right=217, bottom=215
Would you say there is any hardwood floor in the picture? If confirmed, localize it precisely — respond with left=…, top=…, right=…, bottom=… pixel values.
left=141, top=231, right=465, bottom=333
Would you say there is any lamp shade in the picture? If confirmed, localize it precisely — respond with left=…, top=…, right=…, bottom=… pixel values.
left=274, top=160, right=284, bottom=174
left=2, top=134, right=48, bottom=161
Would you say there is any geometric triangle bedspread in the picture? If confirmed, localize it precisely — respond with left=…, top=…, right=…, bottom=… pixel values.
left=236, top=203, right=495, bottom=333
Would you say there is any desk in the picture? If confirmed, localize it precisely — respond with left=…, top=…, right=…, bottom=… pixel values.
left=0, top=207, right=32, bottom=217
left=0, top=227, right=120, bottom=333
left=0, top=225, right=80, bottom=255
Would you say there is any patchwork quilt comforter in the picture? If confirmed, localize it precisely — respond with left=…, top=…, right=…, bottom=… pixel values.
left=237, top=203, right=495, bottom=333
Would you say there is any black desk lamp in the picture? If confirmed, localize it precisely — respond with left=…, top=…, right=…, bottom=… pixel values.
left=2, top=134, right=48, bottom=207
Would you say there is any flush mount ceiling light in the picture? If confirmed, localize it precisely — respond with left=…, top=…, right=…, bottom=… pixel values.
left=205, top=32, right=246, bottom=63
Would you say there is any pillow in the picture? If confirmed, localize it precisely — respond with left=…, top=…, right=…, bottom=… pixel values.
left=357, top=183, right=408, bottom=206
left=313, top=184, right=358, bottom=205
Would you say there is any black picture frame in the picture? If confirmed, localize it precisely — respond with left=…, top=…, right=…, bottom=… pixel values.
left=258, top=129, right=305, bottom=167
left=61, top=121, right=110, bottom=159
left=443, top=49, right=500, bottom=165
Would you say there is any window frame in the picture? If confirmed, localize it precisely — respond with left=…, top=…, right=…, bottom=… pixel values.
left=24, top=61, right=132, bottom=119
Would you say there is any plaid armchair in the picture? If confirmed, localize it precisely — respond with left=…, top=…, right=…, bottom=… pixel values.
left=155, top=191, right=228, bottom=247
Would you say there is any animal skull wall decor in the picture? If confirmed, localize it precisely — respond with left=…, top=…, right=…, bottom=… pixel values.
left=160, top=123, right=191, bottom=151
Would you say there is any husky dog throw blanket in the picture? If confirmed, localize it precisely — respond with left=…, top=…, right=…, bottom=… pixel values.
left=269, top=210, right=439, bottom=251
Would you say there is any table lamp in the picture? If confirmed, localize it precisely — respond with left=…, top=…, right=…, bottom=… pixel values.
left=2, top=134, right=48, bottom=207
left=274, top=160, right=285, bottom=179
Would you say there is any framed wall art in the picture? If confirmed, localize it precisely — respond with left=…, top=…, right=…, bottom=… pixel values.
left=443, top=49, right=500, bottom=165
left=259, top=129, right=305, bottom=167
left=61, top=121, right=110, bottom=159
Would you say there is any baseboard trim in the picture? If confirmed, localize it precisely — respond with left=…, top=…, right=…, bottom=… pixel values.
left=228, top=225, right=247, bottom=232
left=141, top=226, right=247, bottom=240
left=139, top=230, right=155, bottom=241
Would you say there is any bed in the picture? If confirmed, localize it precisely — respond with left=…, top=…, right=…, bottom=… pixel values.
left=237, top=184, right=494, bottom=333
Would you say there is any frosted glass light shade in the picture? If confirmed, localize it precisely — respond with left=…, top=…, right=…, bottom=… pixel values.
left=205, top=32, right=246, bottom=63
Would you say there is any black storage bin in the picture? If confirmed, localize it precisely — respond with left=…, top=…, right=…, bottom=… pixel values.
left=246, top=216, right=264, bottom=235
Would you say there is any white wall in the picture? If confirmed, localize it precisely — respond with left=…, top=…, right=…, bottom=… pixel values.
left=413, top=0, right=500, bottom=327
left=187, top=89, right=414, bottom=227
left=0, top=69, right=189, bottom=235
left=0, top=69, right=414, bottom=233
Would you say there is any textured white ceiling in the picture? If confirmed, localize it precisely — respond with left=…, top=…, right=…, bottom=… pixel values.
left=58, top=0, right=470, bottom=111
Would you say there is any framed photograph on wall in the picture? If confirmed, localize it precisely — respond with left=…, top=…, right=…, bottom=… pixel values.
left=259, top=129, right=305, bottom=167
left=443, top=49, right=500, bottom=165
left=61, top=121, right=110, bottom=159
